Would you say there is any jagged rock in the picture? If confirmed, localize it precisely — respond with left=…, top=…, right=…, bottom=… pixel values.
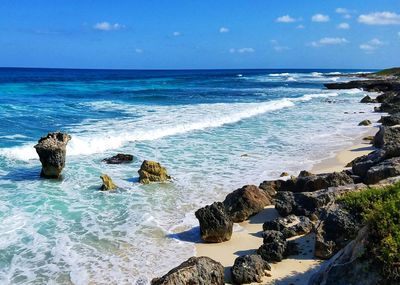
left=257, top=230, right=298, bottom=262
left=324, top=80, right=400, bottom=92
left=151, top=256, right=224, bottom=285
left=314, top=204, right=360, bottom=259
left=100, top=174, right=117, bottom=191
left=380, top=113, right=400, bottom=126
left=275, top=184, right=367, bottom=217
left=358, top=119, right=371, bottom=126
left=138, top=160, right=171, bottom=184
left=34, top=132, right=71, bottom=178
left=360, top=95, right=376, bottom=103
left=223, top=185, right=271, bottom=223
left=231, top=255, right=271, bottom=284
left=376, top=91, right=397, bottom=103
left=263, top=215, right=313, bottom=238
left=102, top=153, right=134, bottom=164
left=280, top=172, right=289, bottom=177
left=195, top=202, right=233, bottom=243
left=351, top=149, right=385, bottom=177
left=364, top=157, right=400, bottom=184
left=373, top=126, right=400, bottom=148
left=309, top=227, right=386, bottom=285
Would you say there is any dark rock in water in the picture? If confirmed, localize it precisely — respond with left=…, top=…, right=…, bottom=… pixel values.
left=138, top=160, right=171, bottom=184
left=231, top=254, right=271, bottom=284
left=151, top=256, right=224, bottom=285
left=358, top=119, right=371, bottom=126
left=100, top=174, right=117, bottom=191
left=275, top=184, right=367, bottom=217
left=280, top=172, right=289, bottom=177
left=362, top=135, right=375, bottom=141
left=102, top=153, right=133, bottom=164
left=380, top=113, right=400, bottom=126
left=315, top=204, right=360, bottom=259
left=310, top=227, right=386, bottom=285
left=360, top=95, right=376, bottom=103
left=257, top=230, right=298, bottom=262
left=223, top=185, right=271, bottom=223
left=34, top=132, right=71, bottom=178
left=262, top=214, right=312, bottom=238
left=373, top=126, right=400, bottom=148
left=324, top=80, right=400, bottom=92
left=364, top=157, right=400, bottom=184
left=376, top=91, right=397, bottom=103
left=195, top=202, right=233, bottom=243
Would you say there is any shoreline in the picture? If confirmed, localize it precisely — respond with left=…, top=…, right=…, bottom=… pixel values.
left=195, top=124, right=378, bottom=284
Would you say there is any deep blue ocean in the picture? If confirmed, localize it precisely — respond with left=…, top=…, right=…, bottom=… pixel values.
left=0, top=68, right=380, bottom=284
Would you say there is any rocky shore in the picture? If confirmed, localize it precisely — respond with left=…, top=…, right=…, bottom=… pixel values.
left=153, top=69, right=400, bottom=285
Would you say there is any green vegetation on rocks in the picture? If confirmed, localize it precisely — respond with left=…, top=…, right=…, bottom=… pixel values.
left=376, top=67, right=400, bottom=77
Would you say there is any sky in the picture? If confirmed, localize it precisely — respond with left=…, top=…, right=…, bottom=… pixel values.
left=0, top=0, right=399, bottom=69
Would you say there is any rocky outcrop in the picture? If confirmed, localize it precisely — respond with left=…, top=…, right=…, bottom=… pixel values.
left=257, top=230, right=298, bottom=262
left=373, top=125, right=400, bottom=148
left=138, top=160, right=171, bottom=184
left=34, top=132, right=71, bottom=178
left=223, top=185, right=271, bottom=222
left=231, top=254, right=271, bottom=284
left=324, top=80, right=400, bottom=92
left=309, top=227, right=386, bottom=285
left=314, top=204, right=360, bottom=259
left=358, top=119, right=371, bottom=126
left=195, top=202, right=233, bottom=243
left=360, top=95, right=376, bottom=103
left=102, top=153, right=134, bottom=164
left=100, top=174, right=117, bottom=191
left=263, top=215, right=313, bottom=238
left=380, top=113, right=400, bottom=126
left=274, top=184, right=367, bottom=217
left=364, top=157, right=400, bottom=184
left=151, top=256, right=224, bottom=285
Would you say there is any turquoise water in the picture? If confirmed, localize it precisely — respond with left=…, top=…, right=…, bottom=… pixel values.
left=0, top=69, right=380, bottom=284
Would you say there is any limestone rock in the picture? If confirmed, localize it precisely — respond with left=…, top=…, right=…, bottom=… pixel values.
left=138, top=160, right=171, bottom=184
left=223, top=185, right=271, bottom=223
left=257, top=230, right=298, bottom=262
left=100, top=174, right=117, bottom=191
left=358, top=119, right=371, bottom=126
left=231, top=254, right=270, bottom=284
left=263, top=215, right=313, bottom=238
left=195, top=202, right=233, bottom=243
left=102, top=153, right=134, bottom=164
left=151, top=256, right=224, bottom=285
left=360, top=95, right=376, bottom=103
left=34, top=132, right=71, bottom=178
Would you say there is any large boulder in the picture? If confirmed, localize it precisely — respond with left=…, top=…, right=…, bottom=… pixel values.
left=364, top=157, right=400, bottom=184
left=34, top=132, right=71, bottom=178
left=102, top=153, right=134, bottom=164
left=231, top=254, right=271, bottom=284
left=138, top=160, right=171, bottom=184
left=309, top=227, right=386, bottom=285
left=380, top=113, right=400, bottom=126
left=223, top=185, right=271, bottom=223
left=257, top=230, right=298, bottom=262
left=263, top=215, right=313, bottom=238
left=373, top=126, right=400, bottom=148
left=151, top=256, right=224, bottom=285
left=100, top=174, right=117, bottom=191
left=360, top=95, right=376, bottom=103
left=195, top=202, right=233, bottom=243
left=314, top=204, right=360, bottom=259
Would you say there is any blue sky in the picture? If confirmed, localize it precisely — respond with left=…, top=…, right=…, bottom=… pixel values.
left=0, top=0, right=399, bottom=69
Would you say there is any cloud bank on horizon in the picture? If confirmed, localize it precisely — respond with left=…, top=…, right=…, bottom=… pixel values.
left=0, top=0, right=399, bottom=69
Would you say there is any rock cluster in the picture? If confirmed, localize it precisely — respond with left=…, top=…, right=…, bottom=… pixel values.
left=34, top=132, right=71, bottom=178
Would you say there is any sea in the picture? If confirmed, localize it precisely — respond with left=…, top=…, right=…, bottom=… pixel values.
left=0, top=68, right=381, bottom=284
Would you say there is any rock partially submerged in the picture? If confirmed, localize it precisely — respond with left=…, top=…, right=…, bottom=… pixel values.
left=151, top=256, right=224, bottom=285
left=360, top=95, right=376, bottom=103
left=195, top=202, right=233, bottom=243
left=223, top=185, right=271, bottom=223
left=138, top=160, right=171, bottom=184
left=102, top=153, right=134, bottom=164
left=231, top=254, right=271, bottom=284
left=34, top=132, right=71, bottom=178
left=358, top=119, right=371, bottom=126
left=100, top=174, right=117, bottom=191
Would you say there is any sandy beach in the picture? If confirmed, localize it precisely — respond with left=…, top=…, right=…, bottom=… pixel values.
left=196, top=125, right=378, bottom=285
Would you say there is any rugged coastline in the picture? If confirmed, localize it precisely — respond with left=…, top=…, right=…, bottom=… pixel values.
left=152, top=68, right=400, bottom=285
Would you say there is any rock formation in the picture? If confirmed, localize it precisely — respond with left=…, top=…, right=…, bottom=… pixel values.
left=138, top=160, right=171, bottom=184
left=100, top=174, right=117, bottom=191
left=231, top=254, right=271, bottom=284
left=102, top=153, right=134, bottom=164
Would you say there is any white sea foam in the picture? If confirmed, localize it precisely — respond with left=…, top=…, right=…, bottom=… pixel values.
left=0, top=134, right=28, bottom=139
left=0, top=91, right=346, bottom=161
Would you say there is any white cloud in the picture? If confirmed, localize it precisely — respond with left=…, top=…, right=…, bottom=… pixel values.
left=93, top=22, right=124, bottom=31
left=229, top=47, right=255, bottom=53
left=276, top=15, right=297, bottom=23
left=336, top=8, right=349, bottom=14
left=360, top=38, right=385, bottom=53
left=135, top=48, right=143, bottom=53
left=172, top=31, right=181, bottom=36
left=296, top=24, right=305, bottom=29
left=311, top=37, right=348, bottom=47
left=270, top=40, right=290, bottom=52
left=312, top=14, right=330, bottom=22
left=219, top=27, right=229, bottom=33
left=358, top=12, right=400, bottom=25
left=337, top=22, right=350, bottom=29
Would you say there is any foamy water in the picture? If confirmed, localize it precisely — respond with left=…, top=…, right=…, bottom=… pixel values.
left=0, top=68, right=380, bottom=284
